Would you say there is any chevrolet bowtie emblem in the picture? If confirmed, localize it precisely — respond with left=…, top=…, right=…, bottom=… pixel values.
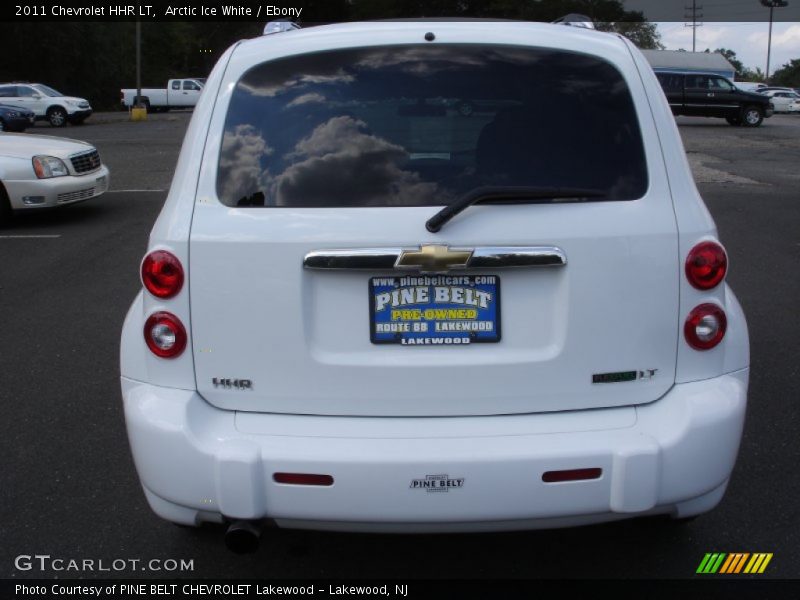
left=396, top=244, right=473, bottom=272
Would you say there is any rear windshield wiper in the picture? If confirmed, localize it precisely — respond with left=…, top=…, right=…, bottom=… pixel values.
left=426, top=186, right=607, bottom=233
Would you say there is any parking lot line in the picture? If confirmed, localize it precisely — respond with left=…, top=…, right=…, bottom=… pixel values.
left=106, top=189, right=166, bottom=193
left=0, top=235, right=61, bottom=239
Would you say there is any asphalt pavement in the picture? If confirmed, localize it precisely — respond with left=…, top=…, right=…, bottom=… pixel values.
left=0, top=111, right=798, bottom=580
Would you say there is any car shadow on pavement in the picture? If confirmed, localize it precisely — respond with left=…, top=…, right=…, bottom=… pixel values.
left=153, top=514, right=708, bottom=579
left=4, top=202, right=114, bottom=232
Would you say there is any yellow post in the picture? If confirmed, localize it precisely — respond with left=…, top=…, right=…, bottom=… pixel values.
left=130, top=107, right=148, bottom=121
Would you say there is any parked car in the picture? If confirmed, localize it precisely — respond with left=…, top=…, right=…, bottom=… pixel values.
left=121, top=20, right=749, bottom=553
left=0, top=83, right=92, bottom=127
left=762, top=90, right=800, bottom=113
left=120, top=79, right=204, bottom=112
left=0, top=133, right=109, bottom=223
left=0, top=103, right=35, bottom=132
left=756, top=86, right=795, bottom=94
left=734, top=81, right=766, bottom=92
left=655, top=71, right=773, bottom=126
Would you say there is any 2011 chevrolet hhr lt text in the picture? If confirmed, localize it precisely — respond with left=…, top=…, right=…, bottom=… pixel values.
left=120, top=20, right=749, bottom=553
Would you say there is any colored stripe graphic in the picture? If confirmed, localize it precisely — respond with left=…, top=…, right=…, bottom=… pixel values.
left=698, top=552, right=773, bottom=574
left=697, top=553, right=726, bottom=574
left=733, top=553, right=750, bottom=574
left=710, top=553, right=726, bottom=573
left=719, top=554, right=736, bottom=574
left=696, top=554, right=714, bottom=573
left=744, top=553, right=773, bottom=574
left=720, top=553, right=749, bottom=574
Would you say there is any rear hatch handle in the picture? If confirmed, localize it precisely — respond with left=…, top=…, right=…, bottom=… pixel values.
left=303, top=245, right=567, bottom=272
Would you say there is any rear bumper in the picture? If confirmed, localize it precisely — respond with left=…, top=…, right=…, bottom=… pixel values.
left=122, top=369, right=748, bottom=531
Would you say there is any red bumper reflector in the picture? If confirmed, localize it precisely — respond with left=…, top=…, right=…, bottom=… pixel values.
left=542, top=468, right=602, bottom=483
left=273, top=473, right=334, bottom=486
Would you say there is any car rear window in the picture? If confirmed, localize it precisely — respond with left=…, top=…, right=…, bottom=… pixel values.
left=217, top=44, right=648, bottom=208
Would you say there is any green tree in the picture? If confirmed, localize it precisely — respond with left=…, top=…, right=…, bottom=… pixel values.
left=349, top=0, right=662, bottom=48
left=700, top=48, right=766, bottom=82
left=348, top=0, right=657, bottom=29
left=771, top=59, right=800, bottom=87
left=740, top=67, right=767, bottom=83
left=596, top=21, right=663, bottom=49
left=706, top=48, right=744, bottom=76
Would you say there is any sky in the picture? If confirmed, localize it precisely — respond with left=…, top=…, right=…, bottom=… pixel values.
left=655, top=21, right=800, bottom=76
left=617, top=0, right=800, bottom=76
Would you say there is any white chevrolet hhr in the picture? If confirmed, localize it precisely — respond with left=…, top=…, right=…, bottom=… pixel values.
left=120, top=20, right=749, bottom=553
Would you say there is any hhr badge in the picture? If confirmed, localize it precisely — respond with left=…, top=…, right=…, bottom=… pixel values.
left=212, top=378, right=253, bottom=390
left=592, top=369, right=658, bottom=384
left=410, top=474, right=465, bottom=493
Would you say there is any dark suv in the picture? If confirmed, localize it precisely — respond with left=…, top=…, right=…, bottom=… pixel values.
left=656, top=71, right=773, bottom=127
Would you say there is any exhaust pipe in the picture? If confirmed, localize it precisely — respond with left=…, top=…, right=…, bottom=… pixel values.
left=225, top=520, right=262, bottom=554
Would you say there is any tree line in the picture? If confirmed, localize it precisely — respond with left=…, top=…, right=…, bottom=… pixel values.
left=697, top=48, right=799, bottom=86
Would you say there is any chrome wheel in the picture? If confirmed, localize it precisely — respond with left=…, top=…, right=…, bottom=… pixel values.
left=48, top=108, right=67, bottom=127
left=743, top=107, right=763, bottom=127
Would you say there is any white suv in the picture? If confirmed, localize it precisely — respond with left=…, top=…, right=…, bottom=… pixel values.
left=121, top=21, right=749, bottom=553
left=0, top=83, right=92, bottom=127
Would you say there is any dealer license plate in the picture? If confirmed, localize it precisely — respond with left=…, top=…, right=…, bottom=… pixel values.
left=369, top=275, right=501, bottom=345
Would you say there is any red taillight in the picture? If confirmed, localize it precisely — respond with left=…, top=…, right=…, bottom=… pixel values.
left=273, top=473, right=334, bottom=486
left=141, top=250, right=184, bottom=299
left=684, top=304, right=727, bottom=350
left=686, top=241, right=727, bottom=290
left=144, top=312, right=187, bottom=358
left=542, top=468, right=603, bottom=483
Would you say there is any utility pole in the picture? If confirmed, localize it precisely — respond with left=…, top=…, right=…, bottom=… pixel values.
left=761, top=1, right=789, bottom=81
left=767, top=4, right=773, bottom=79
left=685, top=0, right=703, bottom=52
left=136, top=20, right=142, bottom=108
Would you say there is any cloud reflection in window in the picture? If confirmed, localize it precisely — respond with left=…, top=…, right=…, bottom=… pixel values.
left=218, top=124, right=274, bottom=207
left=273, top=116, right=442, bottom=207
